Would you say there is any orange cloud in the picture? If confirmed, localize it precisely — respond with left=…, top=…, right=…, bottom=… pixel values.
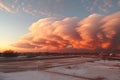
left=0, top=2, right=12, bottom=13
left=12, top=12, right=120, bottom=52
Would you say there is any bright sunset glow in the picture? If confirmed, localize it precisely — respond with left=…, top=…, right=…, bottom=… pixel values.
left=0, top=43, right=9, bottom=51
left=0, top=0, right=120, bottom=52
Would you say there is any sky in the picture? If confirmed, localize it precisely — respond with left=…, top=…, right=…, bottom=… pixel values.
left=0, top=0, right=120, bottom=52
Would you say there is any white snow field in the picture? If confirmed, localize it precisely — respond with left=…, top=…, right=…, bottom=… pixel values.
left=47, top=60, right=120, bottom=80
left=0, top=71, right=86, bottom=80
left=0, top=57, right=120, bottom=80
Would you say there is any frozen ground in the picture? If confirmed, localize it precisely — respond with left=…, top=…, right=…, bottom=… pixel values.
left=0, top=57, right=120, bottom=80
left=0, top=71, right=86, bottom=80
left=47, top=60, right=120, bottom=80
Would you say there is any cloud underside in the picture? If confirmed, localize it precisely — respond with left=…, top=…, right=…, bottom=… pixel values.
left=12, top=12, right=120, bottom=52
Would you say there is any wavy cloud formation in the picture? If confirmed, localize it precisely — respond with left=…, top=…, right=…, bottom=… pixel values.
left=12, top=12, right=120, bottom=52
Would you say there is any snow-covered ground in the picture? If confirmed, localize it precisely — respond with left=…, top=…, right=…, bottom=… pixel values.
left=47, top=60, right=120, bottom=80
left=0, top=71, right=86, bottom=80
left=0, top=57, right=120, bottom=80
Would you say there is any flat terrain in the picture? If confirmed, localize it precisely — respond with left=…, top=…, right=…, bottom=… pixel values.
left=0, top=57, right=120, bottom=80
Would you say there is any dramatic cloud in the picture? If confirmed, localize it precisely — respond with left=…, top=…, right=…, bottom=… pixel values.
left=0, top=2, right=12, bottom=13
left=12, top=12, right=120, bottom=52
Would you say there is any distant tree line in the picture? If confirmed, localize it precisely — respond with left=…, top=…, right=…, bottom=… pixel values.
left=0, top=49, right=120, bottom=58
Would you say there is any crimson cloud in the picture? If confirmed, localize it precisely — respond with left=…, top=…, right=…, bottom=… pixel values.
left=12, top=12, right=120, bottom=52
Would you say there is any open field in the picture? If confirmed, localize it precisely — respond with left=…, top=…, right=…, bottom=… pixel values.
left=0, top=57, right=120, bottom=80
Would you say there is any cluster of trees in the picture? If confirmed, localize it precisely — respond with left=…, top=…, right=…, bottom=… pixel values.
left=0, top=50, right=19, bottom=58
